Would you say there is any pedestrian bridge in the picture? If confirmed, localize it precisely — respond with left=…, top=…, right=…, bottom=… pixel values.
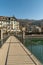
left=0, top=36, right=42, bottom=65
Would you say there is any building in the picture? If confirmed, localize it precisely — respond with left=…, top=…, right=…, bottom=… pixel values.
left=26, top=24, right=41, bottom=33
left=30, top=25, right=41, bottom=33
left=10, top=17, right=20, bottom=32
left=35, top=26, right=41, bottom=32
left=0, top=16, right=20, bottom=33
left=26, top=22, right=32, bottom=32
left=41, top=22, right=43, bottom=33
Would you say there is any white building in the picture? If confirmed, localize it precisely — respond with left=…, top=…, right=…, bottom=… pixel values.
left=10, top=17, right=20, bottom=32
left=0, top=16, right=20, bottom=33
left=35, top=26, right=41, bottom=32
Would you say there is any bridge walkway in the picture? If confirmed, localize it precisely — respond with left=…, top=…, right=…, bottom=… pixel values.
left=0, top=36, right=41, bottom=65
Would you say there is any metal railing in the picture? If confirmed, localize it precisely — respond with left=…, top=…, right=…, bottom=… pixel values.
left=0, top=33, right=10, bottom=48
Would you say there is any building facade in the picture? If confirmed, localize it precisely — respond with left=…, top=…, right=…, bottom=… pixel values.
left=0, top=16, right=20, bottom=33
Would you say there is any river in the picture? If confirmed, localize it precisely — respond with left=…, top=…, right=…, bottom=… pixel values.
left=24, top=38, right=43, bottom=64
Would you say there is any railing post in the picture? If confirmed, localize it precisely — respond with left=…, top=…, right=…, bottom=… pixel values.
left=1, top=29, right=3, bottom=46
left=22, top=27, right=25, bottom=44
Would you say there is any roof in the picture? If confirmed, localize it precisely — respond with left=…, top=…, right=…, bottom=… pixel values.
left=0, top=16, right=17, bottom=21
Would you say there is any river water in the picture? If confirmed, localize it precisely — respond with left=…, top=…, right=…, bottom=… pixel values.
left=24, top=38, right=43, bottom=64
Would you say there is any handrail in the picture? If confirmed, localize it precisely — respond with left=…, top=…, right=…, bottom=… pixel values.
left=0, top=35, right=10, bottom=48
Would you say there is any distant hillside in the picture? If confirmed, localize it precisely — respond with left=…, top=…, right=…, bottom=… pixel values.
left=17, top=19, right=43, bottom=26
left=17, top=19, right=33, bottom=27
left=17, top=19, right=34, bottom=22
left=32, top=20, right=43, bottom=26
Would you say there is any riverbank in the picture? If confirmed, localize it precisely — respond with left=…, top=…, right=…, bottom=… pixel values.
left=26, top=34, right=43, bottom=38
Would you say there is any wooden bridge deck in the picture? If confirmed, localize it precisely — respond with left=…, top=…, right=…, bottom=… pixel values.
left=0, top=36, right=42, bottom=65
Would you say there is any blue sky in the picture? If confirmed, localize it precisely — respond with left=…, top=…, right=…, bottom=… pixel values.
left=0, top=0, right=43, bottom=20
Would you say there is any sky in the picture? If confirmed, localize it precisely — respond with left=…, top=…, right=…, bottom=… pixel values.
left=0, top=0, right=43, bottom=20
